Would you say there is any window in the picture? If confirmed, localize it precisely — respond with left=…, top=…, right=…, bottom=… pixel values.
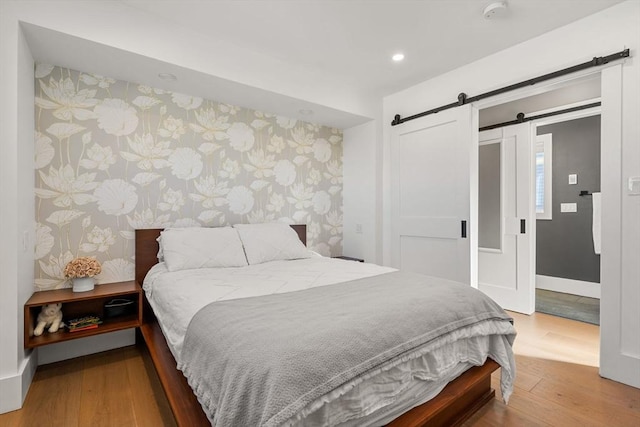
left=479, top=142, right=501, bottom=250
left=536, top=152, right=545, bottom=212
left=536, top=134, right=552, bottom=220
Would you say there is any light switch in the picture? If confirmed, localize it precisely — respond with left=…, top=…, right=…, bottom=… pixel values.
left=629, top=177, right=640, bottom=195
left=568, top=174, right=577, bottom=185
left=561, top=203, right=577, bottom=213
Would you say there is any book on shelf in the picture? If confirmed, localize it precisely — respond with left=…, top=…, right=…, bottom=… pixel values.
left=65, top=315, right=102, bottom=331
left=68, top=324, right=99, bottom=333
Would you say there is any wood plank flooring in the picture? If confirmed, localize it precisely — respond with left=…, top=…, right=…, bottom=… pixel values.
left=0, top=345, right=176, bottom=427
left=463, top=311, right=639, bottom=427
left=1, top=311, right=638, bottom=426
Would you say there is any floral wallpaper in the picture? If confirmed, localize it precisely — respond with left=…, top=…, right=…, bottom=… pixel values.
left=34, top=64, right=343, bottom=291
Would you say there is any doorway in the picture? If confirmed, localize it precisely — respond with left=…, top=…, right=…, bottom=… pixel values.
left=532, top=111, right=601, bottom=325
left=477, top=76, right=602, bottom=321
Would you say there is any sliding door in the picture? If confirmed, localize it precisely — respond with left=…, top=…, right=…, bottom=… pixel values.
left=478, top=123, right=534, bottom=314
left=391, top=105, right=478, bottom=286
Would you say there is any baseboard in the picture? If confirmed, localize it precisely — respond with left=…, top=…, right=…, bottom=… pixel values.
left=21, top=352, right=37, bottom=406
left=536, top=274, right=600, bottom=299
left=37, top=329, right=135, bottom=366
left=0, top=352, right=36, bottom=414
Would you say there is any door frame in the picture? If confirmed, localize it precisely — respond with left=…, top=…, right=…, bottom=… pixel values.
left=477, top=99, right=602, bottom=311
left=474, top=71, right=606, bottom=307
left=471, top=65, right=628, bottom=385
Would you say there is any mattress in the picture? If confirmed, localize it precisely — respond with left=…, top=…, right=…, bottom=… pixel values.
left=143, top=256, right=396, bottom=361
left=143, top=257, right=515, bottom=426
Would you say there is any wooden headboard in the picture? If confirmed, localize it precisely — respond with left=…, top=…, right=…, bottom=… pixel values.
left=134, top=224, right=307, bottom=285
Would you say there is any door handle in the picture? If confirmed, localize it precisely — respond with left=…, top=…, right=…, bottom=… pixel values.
left=520, top=219, right=526, bottom=234
left=461, top=220, right=467, bottom=238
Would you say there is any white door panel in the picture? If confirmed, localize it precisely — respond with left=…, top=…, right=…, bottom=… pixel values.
left=478, top=123, right=534, bottom=314
left=398, top=217, right=458, bottom=239
left=399, top=120, right=461, bottom=217
left=503, top=217, right=521, bottom=235
left=400, top=236, right=459, bottom=278
left=391, top=105, right=478, bottom=286
left=479, top=240, right=518, bottom=289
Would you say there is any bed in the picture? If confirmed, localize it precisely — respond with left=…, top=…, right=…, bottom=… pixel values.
left=135, top=224, right=515, bottom=426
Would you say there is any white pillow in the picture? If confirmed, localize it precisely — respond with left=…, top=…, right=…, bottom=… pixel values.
left=160, top=227, right=248, bottom=272
left=234, top=223, right=312, bottom=265
left=156, top=236, right=164, bottom=262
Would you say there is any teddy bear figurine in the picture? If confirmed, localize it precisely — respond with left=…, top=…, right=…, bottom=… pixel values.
left=33, top=303, right=63, bottom=336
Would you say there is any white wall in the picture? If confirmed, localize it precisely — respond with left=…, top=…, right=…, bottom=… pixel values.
left=343, top=120, right=379, bottom=263
left=16, top=19, right=39, bottom=404
left=0, top=7, right=37, bottom=412
left=382, top=1, right=639, bottom=388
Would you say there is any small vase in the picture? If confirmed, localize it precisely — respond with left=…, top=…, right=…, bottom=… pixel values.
left=72, top=276, right=95, bottom=292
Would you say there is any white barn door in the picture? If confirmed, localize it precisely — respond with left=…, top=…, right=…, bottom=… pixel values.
left=478, top=124, right=534, bottom=314
left=391, top=105, right=478, bottom=286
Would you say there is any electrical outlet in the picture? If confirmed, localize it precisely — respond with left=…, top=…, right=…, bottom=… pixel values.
left=355, top=224, right=363, bottom=234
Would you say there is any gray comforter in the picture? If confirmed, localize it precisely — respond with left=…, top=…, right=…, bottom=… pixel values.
left=178, top=271, right=515, bottom=426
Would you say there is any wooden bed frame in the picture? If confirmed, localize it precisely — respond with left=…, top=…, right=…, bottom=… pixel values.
left=135, top=227, right=499, bottom=427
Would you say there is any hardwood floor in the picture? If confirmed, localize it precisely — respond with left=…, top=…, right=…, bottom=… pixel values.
left=462, top=312, right=639, bottom=426
left=1, top=311, right=638, bottom=426
left=0, top=345, right=176, bottom=427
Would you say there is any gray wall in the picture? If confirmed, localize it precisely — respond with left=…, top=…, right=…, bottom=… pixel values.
left=536, top=115, right=601, bottom=283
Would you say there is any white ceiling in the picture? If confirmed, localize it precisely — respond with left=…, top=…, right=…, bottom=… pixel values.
left=23, top=0, right=624, bottom=128
left=119, top=0, right=622, bottom=96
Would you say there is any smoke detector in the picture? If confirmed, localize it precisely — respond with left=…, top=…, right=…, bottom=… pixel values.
left=483, top=1, right=508, bottom=19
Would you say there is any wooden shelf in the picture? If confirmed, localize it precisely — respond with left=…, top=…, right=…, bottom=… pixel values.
left=24, top=280, right=142, bottom=349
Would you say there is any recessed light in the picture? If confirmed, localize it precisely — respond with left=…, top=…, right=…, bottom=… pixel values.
left=392, top=53, right=405, bottom=62
left=299, top=109, right=314, bottom=115
left=158, top=72, right=177, bottom=81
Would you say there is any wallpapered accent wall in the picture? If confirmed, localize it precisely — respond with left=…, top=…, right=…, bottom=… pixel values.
left=34, top=64, right=343, bottom=290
